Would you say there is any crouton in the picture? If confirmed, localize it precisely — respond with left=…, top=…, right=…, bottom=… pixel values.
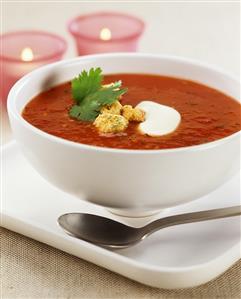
left=122, top=105, right=145, bottom=122
left=94, top=113, right=128, bottom=134
left=100, top=101, right=122, bottom=115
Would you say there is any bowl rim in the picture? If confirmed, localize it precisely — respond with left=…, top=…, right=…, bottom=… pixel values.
left=7, top=52, right=241, bottom=155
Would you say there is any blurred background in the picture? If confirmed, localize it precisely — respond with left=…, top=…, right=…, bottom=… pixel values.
left=2, top=1, right=240, bottom=75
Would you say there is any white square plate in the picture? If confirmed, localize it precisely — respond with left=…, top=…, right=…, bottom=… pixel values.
left=2, top=142, right=241, bottom=289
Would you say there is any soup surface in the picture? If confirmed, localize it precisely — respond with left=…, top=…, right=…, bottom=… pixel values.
left=23, top=74, right=240, bottom=150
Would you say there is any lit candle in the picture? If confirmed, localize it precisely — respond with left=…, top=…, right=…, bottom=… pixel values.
left=0, top=31, right=67, bottom=105
left=100, top=28, right=112, bottom=41
left=21, top=47, right=34, bottom=61
left=68, top=12, right=145, bottom=55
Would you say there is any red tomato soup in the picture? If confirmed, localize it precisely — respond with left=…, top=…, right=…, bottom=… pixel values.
left=22, top=74, right=241, bottom=150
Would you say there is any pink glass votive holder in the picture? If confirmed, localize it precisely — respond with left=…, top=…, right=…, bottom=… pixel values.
left=0, top=30, right=67, bottom=104
left=68, top=12, right=145, bottom=55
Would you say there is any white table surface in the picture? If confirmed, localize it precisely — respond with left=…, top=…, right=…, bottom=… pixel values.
left=1, top=1, right=240, bottom=145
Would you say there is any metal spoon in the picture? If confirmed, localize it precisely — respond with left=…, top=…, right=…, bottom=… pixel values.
left=58, top=205, right=241, bottom=248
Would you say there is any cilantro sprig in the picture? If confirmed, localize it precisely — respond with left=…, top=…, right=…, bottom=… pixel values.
left=69, top=68, right=127, bottom=121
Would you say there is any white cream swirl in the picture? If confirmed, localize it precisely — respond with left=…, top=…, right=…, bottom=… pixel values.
left=136, top=101, right=181, bottom=136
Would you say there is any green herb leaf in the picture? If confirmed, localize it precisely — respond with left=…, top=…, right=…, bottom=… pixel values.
left=69, top=104, right=98, bottom=122
left=71, top=67, right=103, bottom=104
left=70, top=85, right=127, bottom=121
left=69, top=68, right=127, bottom=121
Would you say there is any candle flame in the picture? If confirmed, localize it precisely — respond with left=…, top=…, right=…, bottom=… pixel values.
left=100, top=28, right=112, bottom=41
left=21, top=47, right=34, bottom=61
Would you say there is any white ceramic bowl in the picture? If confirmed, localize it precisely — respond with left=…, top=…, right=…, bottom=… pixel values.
left=7, top=53, right=240, bottom=217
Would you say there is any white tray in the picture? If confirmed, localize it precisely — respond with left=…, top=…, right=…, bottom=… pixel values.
left=2, top=141, right=241, bottom=289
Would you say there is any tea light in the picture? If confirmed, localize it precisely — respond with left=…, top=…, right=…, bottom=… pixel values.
left=0, top=31, right=67, bottom=104
left=100, top=28, right=112, bottom=41
left=21, top=47, right=34, bottom=61
left=68, top=12, right=145, bottom=55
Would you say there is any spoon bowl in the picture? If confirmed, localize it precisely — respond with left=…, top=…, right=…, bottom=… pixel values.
left=58, top=213, right=143, bottom=248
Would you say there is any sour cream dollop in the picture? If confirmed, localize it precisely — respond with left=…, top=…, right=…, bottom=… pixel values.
left=136, top=101, right=181, bottom=136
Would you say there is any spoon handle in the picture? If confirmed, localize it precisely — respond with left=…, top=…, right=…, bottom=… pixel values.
left=143, top=206, right=241, bottom=235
